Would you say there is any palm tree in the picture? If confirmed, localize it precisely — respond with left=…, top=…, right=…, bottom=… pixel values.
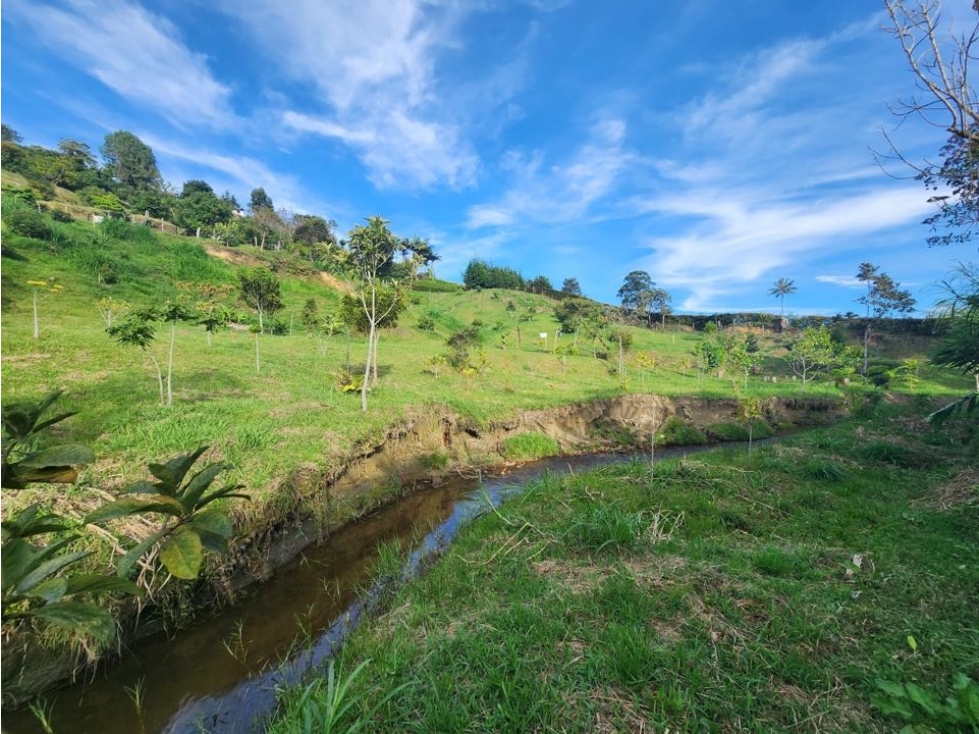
left=769, top=277, right=797, bottom=318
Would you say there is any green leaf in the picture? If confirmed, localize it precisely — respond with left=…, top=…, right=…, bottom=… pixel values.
left=158, top=529, right=203, bottom=580
left=906, top=635, right=918, bottom=652
left=16, top=549, right=92, bottom=594
left=187, top=509, right=233, bottom=538
left=30, top=577, right=68, bottom=603
left=30, top=411, right=79, bottom=436
left=119, top=480, right=159, bottom=495
left=905, top=683, right=938, bottom=715
left=179, top=463, right=226, bottom=512
left=18, top=444, right=95, bottom=468
left=84, top=495, right=184, bottom=524
left=63, top=574, right=143, bottom=598
left=195, top=483, right=249, bottom=509
left=29, top=602, right=116, bottom=644
left=1, top=539, right=35, bottom=594
left=148, top=446, right=209, bottom=493
left=117, top=528, right=168, bottom=578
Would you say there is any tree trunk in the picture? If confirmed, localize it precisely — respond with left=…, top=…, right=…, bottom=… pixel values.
left=148, top=353, right=165, bottom=406
left=206, top=329, right=212, bottom=347
left=862, top=323, right=871, bottom=375
left=372, top=330, right=380, bottom=384
left=166, top=321, right=176, bottom=407
left=361, top=322, right=375, bottom=412
left=32, top=290, right=39, bottom=339
left=258, top=306, right=264, bottom=335
left=255, top=334, right=261, bottom=374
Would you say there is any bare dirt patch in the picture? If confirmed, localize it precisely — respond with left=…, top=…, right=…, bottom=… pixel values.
left=916, top=468, right=979, bottom=510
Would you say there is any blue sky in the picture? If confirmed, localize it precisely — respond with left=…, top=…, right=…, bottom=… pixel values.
left=2, top=0, right=976, bottom=315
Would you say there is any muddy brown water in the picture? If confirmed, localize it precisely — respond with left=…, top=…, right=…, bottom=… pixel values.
left=3, top=443, right=755, bottom=734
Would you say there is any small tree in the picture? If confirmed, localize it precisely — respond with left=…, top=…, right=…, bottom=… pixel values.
left=96, top=296, right=130, bottom=329
left=346, top=216, right=406, bottom=411
left=238, top=267, right=283, bottom=334
left=561, top=278, right=582, bottom=297
left=635, top=351, right=657, bottom=388
left=26, top=278, right=63, bottom=339
left=301, top=298, right=320, bottom=332
left=787, top=326, right=845, bottom=386
left=856, top=263, right=916, bottom=374
left=108, top=302, right=195, bottom=407
left=737, top=396, right=763, bottom=457
left=197, top=301, right=229, bottom=347
left=618, top=270, right=655, bottom=320
left=728, top=338, right=760, bottom=390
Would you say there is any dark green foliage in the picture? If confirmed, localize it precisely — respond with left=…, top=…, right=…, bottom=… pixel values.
left=525, top=275, right=553, bottom=294
left=416, top=314, right=436, bottom=331
left=49, top=209, right=73, bottom=223
left=445, top=325, right=481, bottom=369
left=2, top=208, right=52, bottom=240
left=463, top=258, right=524, bottom=290
left=1, top=390, right=95, bottom=489
left=249, top=187, right=273, bottom=212
left=561, top=277, right=582, bottom=296
left=100, top=130, right=161, bottom=194
left=658, top=416, right=708, bottom=446
left=411, top=277, right=462, bottom=293
left=86, top=445, right=248, bottom=580
left=301, top=297, right=320, bottom=331
left=618, top=270, right=655, bottom=314
left=239, top=267, right=284, bottom=333
left=871, top=674, right=979, bottom=732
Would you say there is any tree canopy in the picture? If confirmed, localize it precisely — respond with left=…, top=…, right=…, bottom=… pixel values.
left=100, top=131, right=161, bottom=194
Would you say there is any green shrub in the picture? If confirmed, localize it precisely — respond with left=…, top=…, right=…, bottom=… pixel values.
left=3, top=208, right=52, bottom=240
left=501, top=432, right=560, bottom=460
left=417, top=314, right=436, bottom=331
left=706, top=420, right=773, bottom=442
left=658, top=416, right=707, bottom=446
left=49, top=209, right=73, bottom=223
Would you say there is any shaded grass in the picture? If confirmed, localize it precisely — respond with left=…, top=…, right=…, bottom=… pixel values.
left=268, top=405, right=979, bottom=732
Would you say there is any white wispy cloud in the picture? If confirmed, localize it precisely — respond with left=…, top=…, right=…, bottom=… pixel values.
left=466, top=118, right=633, bottom=228
left=144, top=135, right=324, bottom=215
left=639, top=187, right=932, bottom=311
left=5, top=0, right=235, bottom=130
left=815, top=275, right=864, bottom=289
left=217, top=0, right=481, bottom=190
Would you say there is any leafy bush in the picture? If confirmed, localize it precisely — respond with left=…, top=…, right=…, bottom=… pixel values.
left=658, top=416, right=707, bottom=446
left=416, top=314, right=436, bottom=331
left=706, top=421, right=773, bottom=442
left=3, top=208, right=52, bottom=240
left=501, top=432, right=560, bottom=460
left=871, top=674, right=979, bottom=733
left=49, top=209, right=73, bottom=223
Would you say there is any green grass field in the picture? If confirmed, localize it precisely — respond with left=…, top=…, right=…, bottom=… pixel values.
left=267, top=404, right=979, bottom=733
left=1, top=220, right=919, bottom=503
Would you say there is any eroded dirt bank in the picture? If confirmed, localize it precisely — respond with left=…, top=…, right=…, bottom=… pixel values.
left=2, top=394, right=842, bottom=706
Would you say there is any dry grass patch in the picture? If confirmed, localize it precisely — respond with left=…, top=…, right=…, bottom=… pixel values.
left=917, top=467, right=979, bottom=510
left=532, top=558, right=602, bottom=595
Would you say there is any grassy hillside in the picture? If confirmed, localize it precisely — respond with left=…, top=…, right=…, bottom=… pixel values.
left=1, top=213, right=971, bottom=523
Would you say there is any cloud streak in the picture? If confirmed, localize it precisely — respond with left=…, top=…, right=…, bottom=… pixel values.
left=6, top=0, right=235, bottom=130
left=219, top=0, right=481, bottom=190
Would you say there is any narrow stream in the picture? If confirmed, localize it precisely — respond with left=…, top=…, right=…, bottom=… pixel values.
left=4, top=444, right=737, bottom=734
